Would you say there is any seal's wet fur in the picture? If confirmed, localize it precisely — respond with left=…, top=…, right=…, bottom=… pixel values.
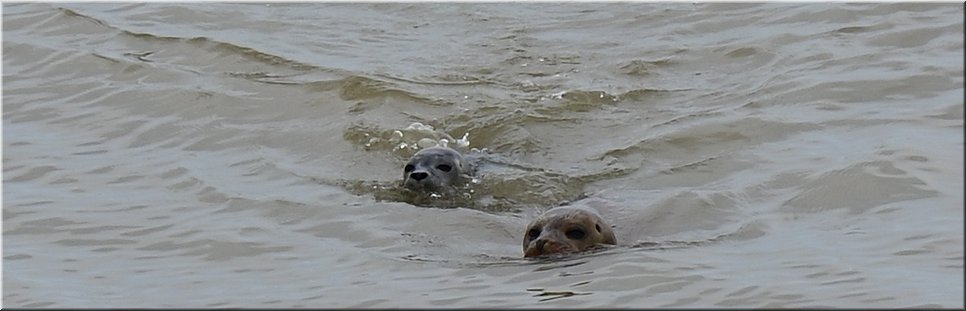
left=402, top=146, right=466, bottom=192
left=523, top=206, right=616, bottom=258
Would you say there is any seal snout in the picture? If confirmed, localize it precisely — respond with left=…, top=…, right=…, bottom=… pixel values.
left=409, top=171, right=429, bottom=181
left=525, top=238, right=574, bottom=258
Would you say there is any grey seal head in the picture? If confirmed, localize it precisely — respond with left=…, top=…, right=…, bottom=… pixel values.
left=402, top=146, right=466, bottom=192
left=522, top=206, right=617, bottom=258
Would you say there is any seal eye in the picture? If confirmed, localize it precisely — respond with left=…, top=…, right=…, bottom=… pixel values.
left=566, top=229, right=586, bottom=240
left=527, top=228, right=541, bottom=240
left=436, top=164, right=452, bottom=172
left=404, top=164, right=415, bottom=173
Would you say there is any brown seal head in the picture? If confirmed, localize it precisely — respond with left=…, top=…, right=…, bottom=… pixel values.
left=523, top=206, right=617, bottom=258
left=402, top=146, right=466, bottom=192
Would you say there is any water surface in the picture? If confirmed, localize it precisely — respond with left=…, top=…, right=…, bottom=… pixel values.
left=3, top=2, right=963, bottom=308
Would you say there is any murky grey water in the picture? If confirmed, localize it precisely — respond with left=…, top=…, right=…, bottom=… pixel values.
left=3, top=2, right=963, bottom=308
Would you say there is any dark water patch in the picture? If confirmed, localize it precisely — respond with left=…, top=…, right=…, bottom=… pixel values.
left=619, top=58, right=676, bottom=76
left=4, top=254, right=33, bottom=260
left=59, top=7, right=111, bottom=28
left=338, top=75, right=435, bottom=103
left=53, top=238, right=138, bottom=246
left=225, top=71, right=306, bottom=85
left=617, top=88, right=682, bottom=102
left=377, top=72, right=498, bottom=86
left=4, top=165, right=61, bottom=182
left=4, top=217, right=85, bottom=235
left=828, top=24, right=890, bottom=35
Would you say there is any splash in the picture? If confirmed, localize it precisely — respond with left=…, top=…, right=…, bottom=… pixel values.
left=347, top=122, right=470, bottom=156
left=389, top=122, right=471, bottom=153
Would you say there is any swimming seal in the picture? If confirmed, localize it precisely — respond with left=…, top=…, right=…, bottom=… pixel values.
left=523, top=206, right=617, bottom=258
left=402, top=146, right=466, bottom=192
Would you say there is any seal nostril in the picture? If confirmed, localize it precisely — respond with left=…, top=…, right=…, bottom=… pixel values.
left=410, top=172, right=429, bottom=181
left=535, top=239, right=547, bottom=251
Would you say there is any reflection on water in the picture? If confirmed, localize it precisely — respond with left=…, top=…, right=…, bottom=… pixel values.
left=3, top=2, right=963, bottom=308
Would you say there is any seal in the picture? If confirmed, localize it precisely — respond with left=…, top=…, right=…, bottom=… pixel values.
left=402, top=146, right=466, bottom=192
left=522, top=206, right=617, bottom=258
